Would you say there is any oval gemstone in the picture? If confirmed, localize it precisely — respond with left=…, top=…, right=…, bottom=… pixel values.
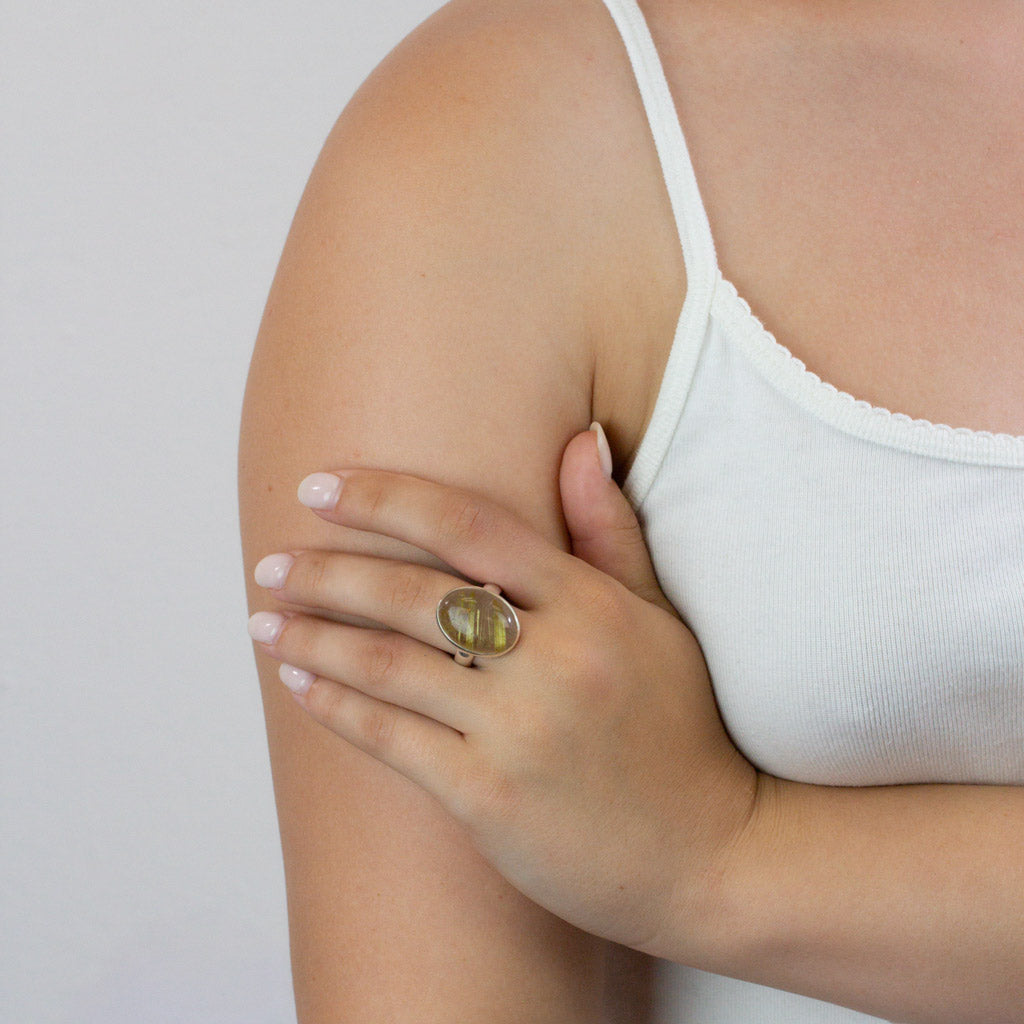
left=436, top=586, right=520, bottom=657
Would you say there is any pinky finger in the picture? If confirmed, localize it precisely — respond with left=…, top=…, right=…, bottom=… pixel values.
left=281, top=663, right=471, bottom=808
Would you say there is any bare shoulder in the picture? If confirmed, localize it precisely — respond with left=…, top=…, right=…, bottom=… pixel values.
left=250, top=0, right=624, bottom=523
left=239, top=0, right=662, bottom=1017
left=309, top=0, right=689, bottom=483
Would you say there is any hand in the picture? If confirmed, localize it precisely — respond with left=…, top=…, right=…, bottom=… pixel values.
left=247, top=430, right=758, bottom=958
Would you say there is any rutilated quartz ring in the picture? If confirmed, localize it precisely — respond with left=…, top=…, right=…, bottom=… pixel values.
left=436, top=583, right=521, bottom=667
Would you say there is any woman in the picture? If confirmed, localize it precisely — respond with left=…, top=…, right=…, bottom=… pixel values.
left=238, top=0, right=1024, bottom=1019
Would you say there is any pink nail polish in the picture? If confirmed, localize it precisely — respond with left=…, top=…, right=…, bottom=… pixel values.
left=590, top=421, right=613, bottom=480
left=248, top=611, right=286, bottom=644
left=297, top=473, right=343, bottom=510
left=279, top=663, right=315, bottom=695
left=254, top=552, right=295, bottom=589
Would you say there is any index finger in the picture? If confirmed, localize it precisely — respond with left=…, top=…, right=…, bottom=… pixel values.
left=297, top=469, right=568, bottom=608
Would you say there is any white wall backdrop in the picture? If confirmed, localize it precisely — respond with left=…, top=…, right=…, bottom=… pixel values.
left=2, top=1, right=442, bottom=1019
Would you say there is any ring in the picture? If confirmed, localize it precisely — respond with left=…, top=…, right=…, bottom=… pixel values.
left=436, top=583, right=521, bottom=667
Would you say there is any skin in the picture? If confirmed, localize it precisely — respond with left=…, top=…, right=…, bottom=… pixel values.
left=239, top=3, right=656, bottom=1018
left=239, top=0, right=1024, bottom=1019
left=599, top=0, right=1024, bottom=470
left=248, top=462, right=755, bottom=955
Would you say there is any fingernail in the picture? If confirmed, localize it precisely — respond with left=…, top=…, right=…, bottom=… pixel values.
left=254, top=552, right=295, bottom=589
left=590, top=421, right=613, bottom=480
left=279, top=663, right=315, bottom=695
left=297, top=472, right=343, bottom=510
left=248, top=611, right=286, bottom=644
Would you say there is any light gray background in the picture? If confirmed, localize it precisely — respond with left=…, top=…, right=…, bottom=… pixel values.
left=2, top=1, right=442, bottom=1019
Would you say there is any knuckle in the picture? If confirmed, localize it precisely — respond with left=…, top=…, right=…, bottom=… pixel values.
left=573, top=639, right=618, bottom=702
left=276, top=613, right=312, bottom=660
left=302, top=674, right=335, bottom=719
left=300, top=549, right=331, bottom=595
left=436, top=493, right=492, bottom=547
left=362, top=480, right=390, bottom=519
left=357, top=705, right=395, bottom=754
left=361, top=634, right=399, bottom=689
left=386, top=565, right=428, bottom=616
left=515, top=701, right=561, bottom=759
left=542, top=619, right=615, bottom=706
left=339, top=473, right=389, bottom=522
left=459, top=761, right=521, bottom=824
left=563, top=629, right=606, bottom=681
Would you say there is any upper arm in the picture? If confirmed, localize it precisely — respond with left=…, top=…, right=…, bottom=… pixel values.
left=237, top=2, right=646, bottom=1019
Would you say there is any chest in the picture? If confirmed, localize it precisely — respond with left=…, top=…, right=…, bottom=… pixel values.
left=638, top=342, right=1024, bottom=785
left=612, top=1, right=1024, bottom=467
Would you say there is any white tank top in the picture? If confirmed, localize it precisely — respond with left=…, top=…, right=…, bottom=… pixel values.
left=597, top=0, right=1024, bottom=1019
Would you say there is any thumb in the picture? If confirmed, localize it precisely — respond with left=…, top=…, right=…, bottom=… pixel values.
left=559, top=422, right=675, bottom=614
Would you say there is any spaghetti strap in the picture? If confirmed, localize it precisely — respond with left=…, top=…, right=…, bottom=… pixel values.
left=598, top=0, right=717, bottom=290
left=598, top=0, right=721, bottom=506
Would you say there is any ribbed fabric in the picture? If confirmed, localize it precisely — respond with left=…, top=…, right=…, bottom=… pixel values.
left=597, top=0, right=1024, bottom=1020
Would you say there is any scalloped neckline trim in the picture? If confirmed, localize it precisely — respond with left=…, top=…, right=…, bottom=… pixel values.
left=711, top=272, right=1024, bottom=468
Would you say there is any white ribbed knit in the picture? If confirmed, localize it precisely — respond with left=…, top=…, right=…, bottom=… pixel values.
left=598, top=0, right=1024, bottom=1020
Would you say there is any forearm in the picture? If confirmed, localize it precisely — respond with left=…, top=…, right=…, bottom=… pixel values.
left=700, top=777, right=1024, bottom=1023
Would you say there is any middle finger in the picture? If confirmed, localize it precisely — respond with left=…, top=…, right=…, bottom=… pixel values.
left=256, top=549, right=484, bottom=654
